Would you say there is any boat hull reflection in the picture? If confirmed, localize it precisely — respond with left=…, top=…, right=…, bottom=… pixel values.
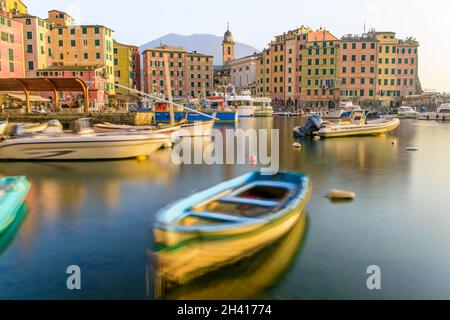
left=152, top=213, right=308, bottom=300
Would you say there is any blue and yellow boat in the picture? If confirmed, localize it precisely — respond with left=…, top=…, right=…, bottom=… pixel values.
left=153, top=171, right=312, bottom=284
left=0, top=176, right=31, bottom=234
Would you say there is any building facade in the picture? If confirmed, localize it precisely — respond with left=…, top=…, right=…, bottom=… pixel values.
left=113, top=41, right=133, bottom=94
left=0, top=0, right=27, bottom=15
left=46, top=10, right=115, bottom=95
left=14, top=14, right=52, bottom=77
left=130, top=46, right=141, bottom=91
left=36, top=65, right=107, bottom=109
left=340, top=32, right=378, bottom=104
left=143, top=45, right=213, bottom=99
left=0, top=11, right=24, bottom=78
left=229, top=53, right=259, bottom=94
left=258, top=26, right=420, bottom=107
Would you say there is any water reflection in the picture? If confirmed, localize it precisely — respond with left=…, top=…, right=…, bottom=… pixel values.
left=149, top=213, right=308, bottom=300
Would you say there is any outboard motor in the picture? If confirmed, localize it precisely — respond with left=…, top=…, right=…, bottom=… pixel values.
left=293, top=115, right=323, bottom=137
left=6, top=124, right=25, bottom=137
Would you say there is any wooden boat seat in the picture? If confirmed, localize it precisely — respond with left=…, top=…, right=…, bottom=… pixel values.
left=189, top=212, right=255, bottom=223
left=219, top=197, right=279, bottom=208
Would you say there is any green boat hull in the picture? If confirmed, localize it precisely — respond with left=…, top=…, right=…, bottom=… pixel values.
left=0, top=176, right=31, bottom=234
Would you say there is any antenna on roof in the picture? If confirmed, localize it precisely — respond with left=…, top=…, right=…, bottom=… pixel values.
left=364, top=22, right=366, bottom=33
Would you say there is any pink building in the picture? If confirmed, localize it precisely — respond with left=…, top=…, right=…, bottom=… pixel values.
left=130, top=46, right=141, bottom=91
left=396, top=41, right=419, bottom=97
left=0, top=11, right=24, bottom=78
left=14, top=14, right=53, bottom=78
left=36, top=65, right=107, bottom=109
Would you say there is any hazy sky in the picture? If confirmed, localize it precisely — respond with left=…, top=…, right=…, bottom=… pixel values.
left=27, top=0, right=450, bottom=91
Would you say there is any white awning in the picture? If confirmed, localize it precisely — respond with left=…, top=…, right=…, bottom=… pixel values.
left=6, top=93, right=51, bottom=103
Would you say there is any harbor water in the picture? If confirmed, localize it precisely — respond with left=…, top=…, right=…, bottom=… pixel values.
left=0, top=118, right=450, bottom=299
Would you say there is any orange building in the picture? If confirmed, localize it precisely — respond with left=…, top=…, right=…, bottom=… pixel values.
left=340, top=32, right=378, bottom=104
left=143, top=45, right=213, bottom=99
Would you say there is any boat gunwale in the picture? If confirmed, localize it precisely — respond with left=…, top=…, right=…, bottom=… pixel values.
left=154, top=172, right=311, bottom=234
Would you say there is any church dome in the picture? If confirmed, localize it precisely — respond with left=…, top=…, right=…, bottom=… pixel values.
left=223, top=26, right=234, bottom=43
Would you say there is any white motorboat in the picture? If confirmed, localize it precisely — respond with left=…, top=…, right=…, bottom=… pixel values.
left=397, top=106, right=419, bottom=119
left=253, top=98, right=273, bottom=117
left=0, top=119, right=169, bottom=161
left=228, top=95, right=255, bottom=118
left=418, top=103, right=450, bottom=121
left=316, top=111, right=401, bottom=138
left=311, top=101, right=363, bottom=120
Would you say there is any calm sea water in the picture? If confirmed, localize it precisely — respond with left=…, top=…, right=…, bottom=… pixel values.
left=0, top=118, right=450, bottom=300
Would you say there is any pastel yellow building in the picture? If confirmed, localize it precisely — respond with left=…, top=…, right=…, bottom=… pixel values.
left=47, top=10, right=115, bottom=94
left=300, top=29, right=340, bottom=105
left=0, top=0, right=27, bottom=15
left=376, top=32, right=399, bottom=103
left=113, top=41, right=133, bottom=95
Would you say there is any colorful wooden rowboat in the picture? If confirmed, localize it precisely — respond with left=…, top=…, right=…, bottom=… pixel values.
left=0, top=176, right=31, bottom=235
left=153, top=171, right=312, bottom=285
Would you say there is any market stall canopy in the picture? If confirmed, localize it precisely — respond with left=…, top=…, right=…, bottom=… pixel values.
left=5, top=93, right=51, bottom=103
left=0, top=78, right=90, bottom=112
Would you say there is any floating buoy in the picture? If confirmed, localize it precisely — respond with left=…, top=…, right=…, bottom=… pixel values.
left=392, top=141, right=396, bottom=145
left=328, top=189, right=356, bottom=201
left=406, top=147, right=419, bottom=152
left=249, top=155, right=258, bottom=165
left=292, top=142, right=302, bottom=149
left=136, top=155, right=148, bottom=161
left=163, top=142, right=173, bottom=149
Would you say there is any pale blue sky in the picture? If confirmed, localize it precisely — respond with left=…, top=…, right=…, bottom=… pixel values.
left=27, top=0, right=450, bottom=91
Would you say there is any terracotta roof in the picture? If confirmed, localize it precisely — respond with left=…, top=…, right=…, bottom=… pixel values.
left=306, top=30, right=338, bottom=42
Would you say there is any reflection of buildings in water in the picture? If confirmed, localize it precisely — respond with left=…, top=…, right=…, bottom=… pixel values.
left=0, top=153, right=181, bottom=244
left=150, top=213, right=308, bottom=300
left=319, top=135, right=400, bottom=173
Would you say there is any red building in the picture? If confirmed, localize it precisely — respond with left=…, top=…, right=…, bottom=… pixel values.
left=0, top=11, right=24, bottom=78
left=131, top=46, right=141, bottom=91
left=36, top=65, right=107, bottom=110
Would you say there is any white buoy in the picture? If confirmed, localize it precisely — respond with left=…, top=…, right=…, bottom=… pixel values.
left=292, top=142, right=302, bottom=149
left=328, top=189, right=356, bottom=201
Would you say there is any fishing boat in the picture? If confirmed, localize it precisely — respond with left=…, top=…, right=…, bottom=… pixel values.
left=397, top=106, right=419, bottom=119
left=0, top=119, right=170, bottom=160
left=0, top=176, right=31, bottom=234
left=253, top=97, right=273, bottom=117
left=317, top=111, right=401, bottom=138
left=418, top=103, right=450, bottom=121
left=154, top=99, right=238, bottom=124
left=153, top=171, right=312, bottom=285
